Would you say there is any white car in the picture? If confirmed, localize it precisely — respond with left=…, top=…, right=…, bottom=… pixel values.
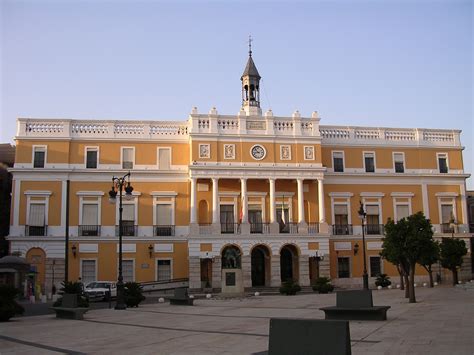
left=84, top=281, right=117, bottom=301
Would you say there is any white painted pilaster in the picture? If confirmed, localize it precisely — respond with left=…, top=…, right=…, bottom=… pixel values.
left=269, top=178, right=276, bottom=223
left=297, top=178, right=305, bottom=224
left=318, top=179, right=326, bottom=222
left=212, top=178, right=219, bottom=224
left=421, top=183, right=430, bottom=219
left=190, top=178, right=197, bottom=224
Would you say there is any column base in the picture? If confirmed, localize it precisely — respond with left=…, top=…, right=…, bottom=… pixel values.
left=319, top=222, right=329, bottom=234
left=269, top=222, right=279, bottom=234
left=189, top=223, right=199, bottom=235
left=298, top=222, right=308, bottom=234
left=240, top=222, right=250, bottom=234
left=211, top=223, right=221, bottom=235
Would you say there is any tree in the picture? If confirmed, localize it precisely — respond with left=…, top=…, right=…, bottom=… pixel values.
left=382, top=212, right=434, bottom=303
left=439, top=238, right=467, bottom=285
left=418, top=239, right=440, bottom=287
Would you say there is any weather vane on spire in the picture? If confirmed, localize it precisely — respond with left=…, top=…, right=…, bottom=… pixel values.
left=248, top=35, right=253, bottom=57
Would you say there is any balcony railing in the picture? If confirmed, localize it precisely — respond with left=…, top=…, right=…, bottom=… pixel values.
left=308, top=222, right=320, bottom=235
left=221, top=223, right=241, bottom=234
left=199, top=223, right=212, bottom=235
left=365, top=224, right=384, bottom=235
left=250, top=222, right=270, bottom=234
left=154, top=225, right=175, bottom=236
left=79, top=225, right=101, bottom=237
left=470, top=223, right=474, bottom=233
left=115, top=223, right=138, bottom=237
left=25, top=225, right=47, bottom=236
left=440, top=223, right=455, bottom=234
left=280, top=222, right=298, bottom=234
left=332, top=224, right=353, bottom=235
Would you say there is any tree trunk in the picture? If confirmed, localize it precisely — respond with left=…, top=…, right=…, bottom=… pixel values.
left=452, top=268, right=459, bottom=286
left=428, top=267, right=434, bottom=288
left=404, top=274, right=409, bottom=298
left=408, top=263, right=416, bottom=303
left=399, top=273, right=405, bottom=290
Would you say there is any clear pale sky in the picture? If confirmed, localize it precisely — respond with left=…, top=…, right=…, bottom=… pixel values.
left=1, top=0, right=472, bottom=187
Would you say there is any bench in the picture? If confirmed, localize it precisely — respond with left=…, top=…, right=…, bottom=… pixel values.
left=320, top=290, right=390, bottom=321
left=51, top=294, right=89, bottom=320
left=267, top=318, right=351, bottom=355
left=169, top=287, right=194, bottom=306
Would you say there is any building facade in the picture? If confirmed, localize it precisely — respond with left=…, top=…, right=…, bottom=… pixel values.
left=7, top=53, right=472, bottom=293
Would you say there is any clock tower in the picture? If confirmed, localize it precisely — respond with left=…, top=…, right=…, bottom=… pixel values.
left=241, top=36, right=262, bottom=116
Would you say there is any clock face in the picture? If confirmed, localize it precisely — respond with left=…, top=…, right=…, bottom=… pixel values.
left=251, top=145, right=266, bottom=160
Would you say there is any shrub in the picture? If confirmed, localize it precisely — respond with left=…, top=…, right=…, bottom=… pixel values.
left=53, top=281, right=89, bottom=308
left=312, top=277, right=334, bottom=294
left=375, top=274, right=392, bottom=288
left=279, top=279, right=301, bottom=296
left=0, top=285, right=25, bottom=321
left=124, top=282, right=146, bottom=307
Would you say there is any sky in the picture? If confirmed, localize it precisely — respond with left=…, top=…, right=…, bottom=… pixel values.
left=1, top=0, right=472, bottom=187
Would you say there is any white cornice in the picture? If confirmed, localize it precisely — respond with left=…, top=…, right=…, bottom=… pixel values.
left=24, top=190, right=52, bottom=196
left=150, top=191, right=178, bottom=197
left=76, top=191, right=105, bottom=196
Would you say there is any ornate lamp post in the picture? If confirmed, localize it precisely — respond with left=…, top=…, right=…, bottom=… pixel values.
left=108, top=172, right=133, bottom=310
left=358, top=201, right=369, bottom=290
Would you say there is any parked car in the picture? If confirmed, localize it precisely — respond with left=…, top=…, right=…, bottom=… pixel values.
left=84, top=281, right=117, bottom=301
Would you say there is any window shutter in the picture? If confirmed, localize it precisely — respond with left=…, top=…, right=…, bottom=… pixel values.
left=396, top=205, right=410, bottom=221
left=366, top=205, right=379, bottom=215
left=29, top=204, right=45, bottom=226
left=441, top=205, right=453, bottom=223
left=334, top=205, right=348, bottom=215
left=122, top=204, right=135, bottom=221
left=81, top=260, right=96, bottom=284
left=82, top=204, right=98, bottom=225
left=159, top=149, right=171, bottom=170
left=156, top=204, right=172, bottom=225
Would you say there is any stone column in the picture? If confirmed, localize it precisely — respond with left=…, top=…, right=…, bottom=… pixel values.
left=242, top=255, right=252, bottom=288
left=318, top=179, right=326, bottom=222
left=188, top=256, right=201, bottom=289
left=211, top=178, right=220, bottom=234
left=459, top=183, right=468, bottom=232
left=298, top=255, right=310, bottom=286
left=240, top=178, right=250, bottom=234
left=269, top=178, right=279, bottom=234
left=297, top=179, right=307, bottom=233
left=270, top=254, right=281, bottom=287
left=190, top=178, right=197, bottom=224
left=212, top=256, right=222, bottom=290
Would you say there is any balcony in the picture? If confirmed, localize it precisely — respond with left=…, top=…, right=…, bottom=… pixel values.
left=154, top=225, right=175, bottom=237
left=221, top=223, right=241, bottom=234
left=365, top=224, right=384, bottom=235
left=199, top=223, right=212, bottom=235
left=25, top=225, right=47, bottom=236
left=79, top=225, right=101, bottom=237
left=332, top=224, right=353, bottom=235
left=440, top=223, right=455, bottom=234
left=470, top=223, right=474, bottom=233
left=250, top=222, right=270, bottom=234
left=308, top=222, right=320, bottom=235
left=280, top=222, right=298, bottom=234
left=115, top=223, right=138, bottom=237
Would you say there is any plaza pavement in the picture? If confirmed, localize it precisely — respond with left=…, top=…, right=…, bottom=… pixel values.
left=1, top=286, right=473, bottom=355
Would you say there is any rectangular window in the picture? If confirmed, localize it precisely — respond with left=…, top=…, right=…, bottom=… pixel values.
left=158, top=148, right=171, bottom=170
left=441, top=204, right=454, bottom=224
left=81, top=203, right=99, bottom=236
left=86, top=148, right=98, bottom=169
left=81, top=260, right=96, bottom=285
left=364, top=152, right=375, bottom=173
left=438, top=154, right=448, bottom=173
left=33, top=147, right=46, bottom=168
left=220, top=205, right=235, bottom=233
left=122, top=260, right=134, bottom=282
left=337, top=257, right=350, bottom=278
left=157, top=260, right=171, bottom=281
left=370, top=256, right=382, bottom=277
left=394, top=153, right=404, bottom=173
left=120, top=204, right=136, bottom=236
left=365, top=205, right=380, bottom=234
left=156, top=204, right=172, bottom=225
left=29, top=203, right=46, bottom=226
left=122, top=148, right=134, bottom=169
left=396, top=204, right=410, bottom=221
left=333, top=152, right=344, bottom=172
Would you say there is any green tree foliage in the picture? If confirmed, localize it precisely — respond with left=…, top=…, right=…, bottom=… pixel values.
left=382, top=212, right=434, bottom=303
left=0, top=285, right=24, bottom=321
left=440, top=238, right=467, bottom=285
left=418, top=239, right=440, bottom=287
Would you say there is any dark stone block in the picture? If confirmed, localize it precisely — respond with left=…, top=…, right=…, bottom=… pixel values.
left=268, top=318, right=351, bottom=355
left=336, top=290, right=373, bottom=308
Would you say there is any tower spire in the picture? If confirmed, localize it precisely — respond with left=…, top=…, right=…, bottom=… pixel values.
left=248, top=35, right=253, bottom=57
left=241, top=36, right=261, bottom=116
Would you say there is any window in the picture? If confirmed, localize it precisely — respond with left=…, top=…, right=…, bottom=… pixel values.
left=158, top=148, right=171, bottom=170
left=220, top=205, right=235, bottom=233
left=438, top=153, right=448, bottom=173
left=27, top=203, right=46, bottom=235
left=86, top=148, right=98, bottom=169
left=81, top=260, right=96, bottom=284
left=365, top=205, right=381, bottom=234
left=395, top=204, right=410, bottom=222
left=333, top=152, right=344, bottom=172
left=157, top=259, right=172, bottom=281
left=394, top=153, right=405, bottom=173
left=370, top=256, right=382, bottom=277
left=333, top=204, right=350, bottom=235
left=364, top=152, right=375, bottom=173
left=337, top=257, right=350, bottom=278
left=119, top=204, right=136, bottom=236
left=81, top=203, right=99, bottom=236
left=122, top=260, right=134, bottom=282
left=122, top=147, right=134, bottom=169
left=33, top=146, right=46, bottom=168
left=155, top=203, right=173, bottom=236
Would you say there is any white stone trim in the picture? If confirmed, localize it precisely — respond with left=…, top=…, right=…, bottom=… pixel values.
left=223, top=144, right=235, bottom=160
left=390, top=192, right=414, bottom=197
left=360, top=192, right=385, bottom=198
left=436, top=152, right=449, bottom=173
left=303, top=146, right=315, bottom=161
left=76, top=191, right=105, bottom=196
left=329, top=192, right=354, bottom=198
left=367, top=241, right=383, bottom=250
left=435, top=192, right=459, bottom=197
left=362, top=151, right=376, bottom=173
left=152, top=196, right=176, bottom=226
left=199, top=144, right=210, bottom=159
left=24, top=190, right=52, bottom=196
left=116, top=244, right=136, bottom=253
left=392, top=151, right=405, bottom=173
left=120, top=146, right=135, bottom=169
left=280, top=145, right=291, bottom=160
left=79, top=244, right=98, bottom=253
left=13, top=179, right=21, bottom=227
left=84, top=146, right=99, bottom=169
left=155, top=257, right=173, bottom=281
left=157, top=146, right=172, bottom=170
left=150, top=191, right=178, bottom=197
left=331, top=150, right=345, bottom=172
left=154, top=243, right=174, bottom=252
left=32, top=145, right=47, bottom=168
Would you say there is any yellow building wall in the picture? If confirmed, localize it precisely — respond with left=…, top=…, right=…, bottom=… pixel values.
left=15, top=140, right=71, bottom=164
left=19, top=181, right=62, bottom=226
left=427, top=185, right=463, bottom=224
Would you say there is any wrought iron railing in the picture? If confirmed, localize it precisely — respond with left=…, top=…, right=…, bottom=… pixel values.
left=154, top=225, right=175, bottom=236
left=221, top=223, right=241, bottom=234
left=25, top=225, right=47, bottom=236
left=440, top=223, right=455, bottom=234
left=280, top=222, right=299, bottom=234
left=199, top=223, right=212, bottom=235
left=365, top=224, right=384, bottom=235
left=250, top=222, right=270, bottom=234
left=308, top=222, right=320, bottom=235
left=332, top=224, right=353, bottom=235
left=115, top=223, right=138, bottom=236
left=79, top=225, right=101, bottom=236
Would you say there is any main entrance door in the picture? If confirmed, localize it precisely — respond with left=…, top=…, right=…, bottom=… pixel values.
left=251, top=248, right=266, bottom=286
left=280, top=248, right=293, bottom=282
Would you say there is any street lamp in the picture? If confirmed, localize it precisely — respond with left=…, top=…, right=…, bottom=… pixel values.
left=108, top=172, right=133, bottom=310
left=358, top=201, right=369, bottom=290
